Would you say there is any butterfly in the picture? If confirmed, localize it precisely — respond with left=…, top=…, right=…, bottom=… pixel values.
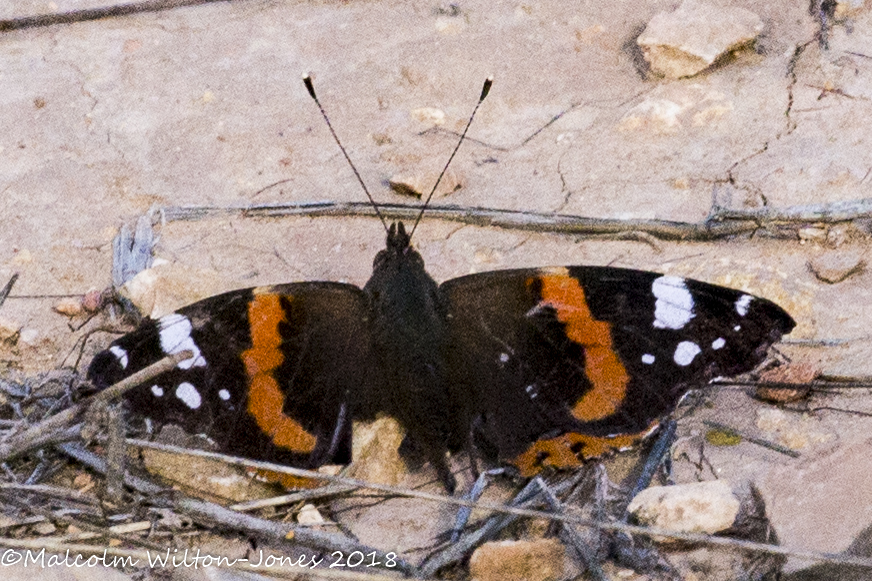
left=87, top=76, right=795, bottom=493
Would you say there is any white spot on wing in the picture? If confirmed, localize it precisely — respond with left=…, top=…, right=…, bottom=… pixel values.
left=652, top=276, right=695, bottom=330
left=735, top=294, right=753, bottom=316
left=158, top=314, right=207, bottom=369
left=673, top=341, right=701, bottom=366
left=499, top=353, right=509, bottom=363
left=642, top=353, right=655, bottom=364
left=109, top=346, right=129, bottom=369
left=151, top=385, right=164, bottom=397
left=175, top=382, right=202, bottom=409
left=712, top=337, right=726, bottom=350
left=218, top=389, right=231, bottom=401
left=734, top=325, right=741, bottom=332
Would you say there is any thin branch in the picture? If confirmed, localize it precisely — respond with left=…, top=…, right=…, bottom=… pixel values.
left=702, top=420, right=801, bottom=458
left=715, top=197, right=872, bottom=222
left=0, top=351, right=191, bottom=463
left=55, top=442, right=416, bottom=576
left=0, top=483, right=99, bottom=504
left=0, top=0, right=232, bottom=32
left=0, top=274, right=19, bottom=309
left=230, top=483, right=358, bottom=512
left=157, top=197, right=872, bottom=241
left=122, top=439, right=872, bottom=571
left=161, top=201, right=757, bottom=240
left=535, top=478, right=607, bottom=581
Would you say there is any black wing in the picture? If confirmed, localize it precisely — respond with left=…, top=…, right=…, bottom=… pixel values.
left=87, top=282, right=371, bottom=471
left=441, top=266, right=795, bottom=475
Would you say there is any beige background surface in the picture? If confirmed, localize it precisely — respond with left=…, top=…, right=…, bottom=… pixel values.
left=1, top=0, right=872, bottom=575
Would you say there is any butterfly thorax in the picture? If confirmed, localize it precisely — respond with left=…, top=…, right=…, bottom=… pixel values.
left=361, top=222, right=462, bottom=490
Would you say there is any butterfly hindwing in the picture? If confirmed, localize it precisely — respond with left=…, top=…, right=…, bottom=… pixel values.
left=87, top=282, right=372, bottom=469
left=441, top=266, right=796, bottom=475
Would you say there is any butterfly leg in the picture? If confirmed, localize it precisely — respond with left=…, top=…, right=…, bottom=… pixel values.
left=432, top=454, right=457, bottom=496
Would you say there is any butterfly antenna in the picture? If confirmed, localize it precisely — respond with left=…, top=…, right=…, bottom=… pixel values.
left=303, top=74, right=390, bottom=234
left=409, top=76, right=493, bottom=239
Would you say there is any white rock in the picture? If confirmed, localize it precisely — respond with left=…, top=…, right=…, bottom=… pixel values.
left=121, top=263, right=229, bottom=319
left=410, top=107, right=445, bottom=127
left=19, top=328, right=40, bottom=345
left=297, top=504, right=325, bottom=525
left=637, top=0, right=764, bottom=79
left=627, top=479, right=740, bottom=534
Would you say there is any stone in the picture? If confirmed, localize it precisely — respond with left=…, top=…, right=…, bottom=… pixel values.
left=469, top=539, right=566, bottom=581
left=121, top=262, right=230, bottom=318
left=808, top=250, right=866, bottom=284
left=18, top=328, right=39, bottom=345
left=348, top=416, right=407, bottom=487
left=630, top=482, right=784, bottom=578
left=0, top=316, right=22, bottom=342
left=627, top=479, right=740, bottom=535
left=798, top=227, right=828, bottom=243
left=141, top=446, right=278, bottom=502
left=82, top=288, right=104, bottom=313
left=637, top=0, right=764, bottom=79
left=410, top=107, right=445, bottom=126
left=32, top=521, right=57, bottom=535
left=53, top=297, right=83, bottom=317
left=755, top=362, right=818, bottom=403
left=389, top=169, right=463, bottom=198
left=297, top=504, right=325, bottom=525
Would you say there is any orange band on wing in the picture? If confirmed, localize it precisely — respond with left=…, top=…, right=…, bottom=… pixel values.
left=242, top=293, right=317, bottom=453
left=511, top=427, right=654, bottom=477
left=535, top=272, right=630, bottom=421
left=248, top=467, right=321, bottom=490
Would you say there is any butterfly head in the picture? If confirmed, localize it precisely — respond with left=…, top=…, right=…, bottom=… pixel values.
left=366, top=221, right=436, bottom=309
left=372, top=222, right=422, bottom=269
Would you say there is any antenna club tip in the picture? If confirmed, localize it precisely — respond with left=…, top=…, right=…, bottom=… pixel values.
left=480, top=76, right=493, bottom=101
left=303, top=74, right=317, bottom=100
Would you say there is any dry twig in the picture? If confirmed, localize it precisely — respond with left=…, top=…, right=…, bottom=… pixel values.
left=157, top=197, right=872, bottom=241
left=0, top=351, right=191, bottom=463
left=0, top=0, right=232, bottom=32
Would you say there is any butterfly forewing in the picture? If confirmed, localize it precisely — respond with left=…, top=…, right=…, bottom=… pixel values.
left=87, top=282, right=372, bottom=468
left=441, top=266, right=795, bottom=473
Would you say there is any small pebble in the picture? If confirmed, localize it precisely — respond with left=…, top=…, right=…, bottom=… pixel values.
left=637, top=0, right=764, bottom=79
left=628, top=480, right=740, bottom=535
left=54, top=298, right=83, bottom=317
left=33, top=521, right=57, bottom=535
left=19, top=328, right=39, bottom=345
left=0, top=317, right=22, bottom=342
left=82, top=288, right=104, bottom=313
left=410, top=107, right=445, bottom=126
left=389, top=169, right=463, bottom=198
left=808, top=251, right=866, bottom=284
left=469, top=539, right=567, bottom=581
left=756, top=362, right=818, bottom=403
left=798, top=227, right=828, bottom=243
left=297, top=504, right=325, bottom=525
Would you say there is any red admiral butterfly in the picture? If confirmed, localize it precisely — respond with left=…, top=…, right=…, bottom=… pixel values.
left=87, top=77, right=795, bottom=493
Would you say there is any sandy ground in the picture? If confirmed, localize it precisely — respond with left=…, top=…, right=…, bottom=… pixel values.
left=1, top=0, right=872, bottom=578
